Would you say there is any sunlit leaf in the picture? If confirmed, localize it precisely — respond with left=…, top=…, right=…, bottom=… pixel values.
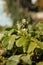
left=27, top=42, right=37, bottom=53
left=21, top=55, right=32, bottom=65
left=23, top=41, right=29, bottom=53
left=16, top=36, right=26, bottom=47
left=6, top=55, right=20, bottom=65
left=7, top=35, right=16, bottom=50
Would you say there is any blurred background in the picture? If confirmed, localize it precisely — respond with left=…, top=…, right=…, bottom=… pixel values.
left=0, top=0, right=43, bottom=28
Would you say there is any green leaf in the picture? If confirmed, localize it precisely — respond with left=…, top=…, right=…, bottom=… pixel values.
left=37, top=22, right=43, bottom=30
left=8, top=29, right=14, bottom=36
left=2, top=35, right=16, bottom=50
left=6, top=60, right=17, bottom=65
left=31, top=38, right=43, bottom=49
left=23, top=41, right=29, bottom=53
left=21, top=55, right=32, bottom=65
left=2, top=36, right=9, bottom=48
left=16, top=36, right=26, bottom=47
left=37, top=41, right=43, bottom=49
left=27, top=42, right=37, bottom=53
left=6, top=55, right=20, bottom=65
left=37, top=62, right=43, bottom=65
left=7, top=35, right=16, bottom=50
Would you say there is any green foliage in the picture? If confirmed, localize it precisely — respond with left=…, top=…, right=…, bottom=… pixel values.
left=0, top=19, right=43, bottom=65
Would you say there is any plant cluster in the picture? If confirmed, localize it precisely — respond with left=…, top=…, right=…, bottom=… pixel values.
left=0, top=19, right=43, bottom=65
